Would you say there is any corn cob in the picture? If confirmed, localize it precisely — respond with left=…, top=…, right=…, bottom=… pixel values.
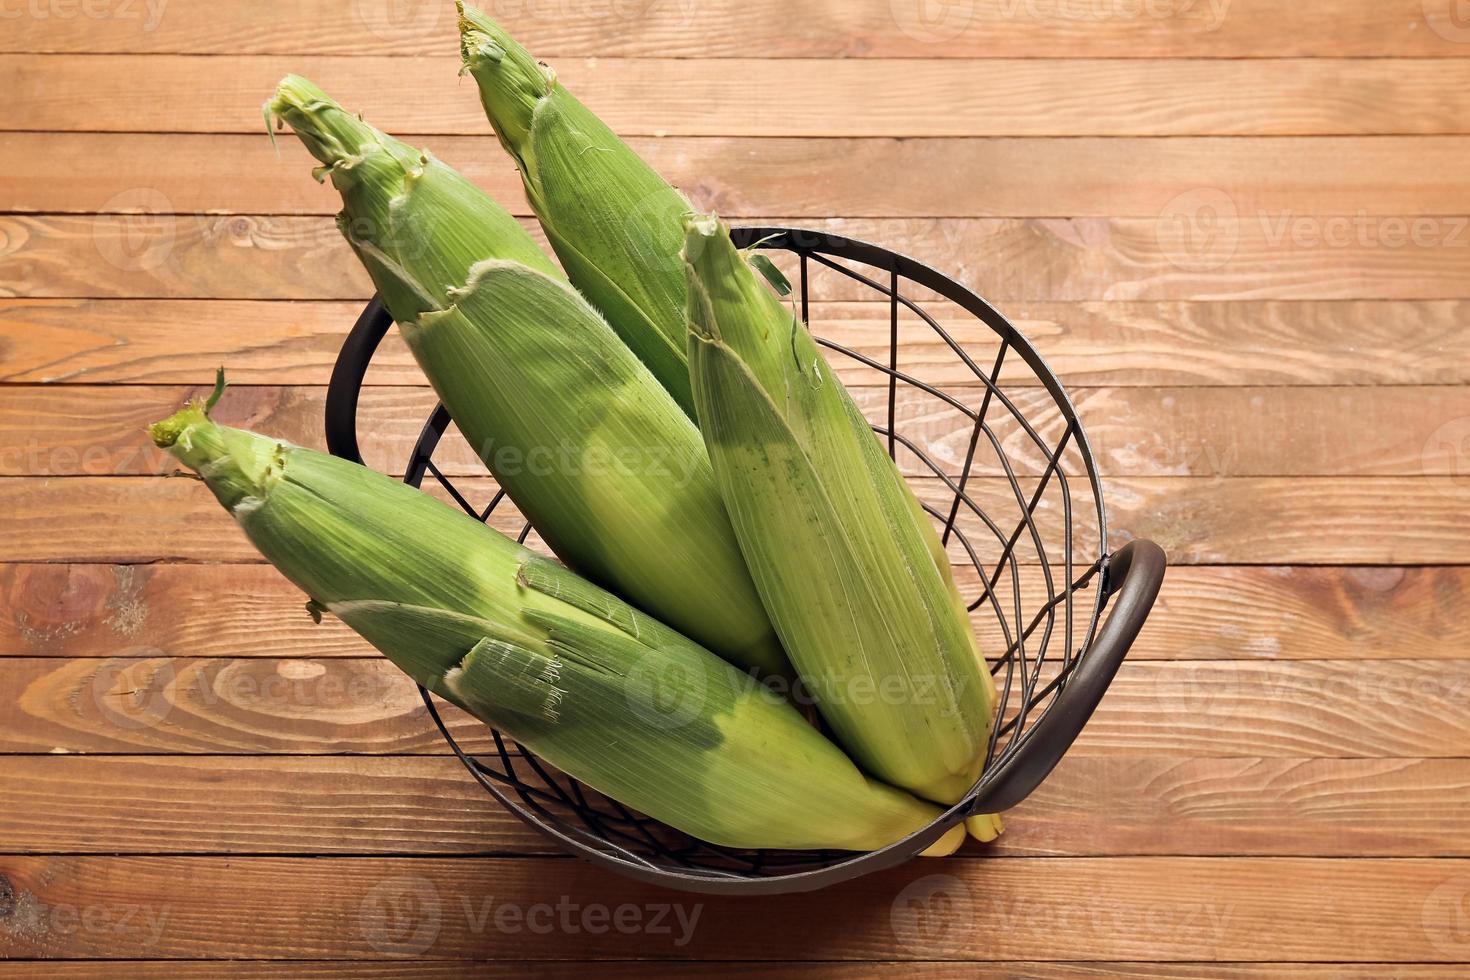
left=456, top=4, right=697, bottom=417
left=149, top=395, right=964, bottom=855
left=683, top=214, right=1001, bottom=831
left=264, top=76, right=788, bottom=680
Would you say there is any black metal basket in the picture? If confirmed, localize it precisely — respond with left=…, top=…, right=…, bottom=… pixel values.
left=325, top=226, right=1166, bottom=896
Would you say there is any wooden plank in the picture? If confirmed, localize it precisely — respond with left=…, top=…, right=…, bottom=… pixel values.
left=3, top=474, right=1467, bottom=565
left=1007, top=757, right=1470, bottom=858
left=6, top=298, right=1469, bottom=389
left=0, top=384, right=440, bottom=479
left=8, top=56, right=1470, bottom=137
left=14, top=214, right=1470, bottom=303
left=0, top=656, right=450, bottom=755
left=0, top=475, right=546, bottom=564
left=0, top=854, right=1466, bottom=960
left=0, top=299, right=420, bottom=386
left=2, top=0, right=1464, bottom=59
left=1062, top=385, right=1470, bottom=478
left=0, top=562, right=369, bottom=660
left=9, top=133, right=1470, bottom=218
left=0, top=214, right=365, bottom=302
left=7, top=563, right=1466, bottom=664
left=5, top=755, right=1470, bottom=859
left=4, top=656, right=1468, bottom=757
left=8, top=383, right=1469, bottom=480
left=0, top=755, right=522, bottom=854
left=1087, top=476, right=1470, bottom=565
left=1132, top=566, right=1470, bottom=663
left=1065, top=660, right=1470, bottom=759
left=0, top=965, right=1462, bottom=979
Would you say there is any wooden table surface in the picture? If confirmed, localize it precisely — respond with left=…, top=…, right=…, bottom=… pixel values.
left=4, top=1, right=1470, bottom=975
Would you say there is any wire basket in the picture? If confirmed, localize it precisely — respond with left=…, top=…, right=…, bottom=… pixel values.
left=325, top=226, right=1166, bottom=896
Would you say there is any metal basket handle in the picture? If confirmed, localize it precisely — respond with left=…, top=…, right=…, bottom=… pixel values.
left=324, top=296, right=393, bottom=466
left=965, top=538, right=1167, bottom=815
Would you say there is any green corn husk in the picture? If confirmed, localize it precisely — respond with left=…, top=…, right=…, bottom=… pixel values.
left=457, top=4, right=697, bottom=417
left=683, top=214, right=1002, bottom=830
left=264, top=76, right=788, bottom=680
left=149, top=398, right=965, bottom=855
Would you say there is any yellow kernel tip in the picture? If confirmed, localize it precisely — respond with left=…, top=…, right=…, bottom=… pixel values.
left=918, top=822, right=968, bottom=857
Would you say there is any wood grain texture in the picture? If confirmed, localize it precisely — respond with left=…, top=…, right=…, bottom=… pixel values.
left=0, top=562, right=368, bottom=660
left=7, top=298, right=1470, bottom=388
left=9, top=56, right=1470, bottom=136
left=0, top=755, right=524, bottom=854
left=4, top=473, right=1467, bottom=565
left=7, top=563, right=1464, bottom=663
left=7, top=382, right=1469, bottom=479
left=1005, top=757, right=1470, bottom=858
left=8, top=133, right=1470, bottom=218
left=4, top=7, right=1470, bottom=971
left=1132, top=566, right=1470, bottom=662
left=5, top=755, right=1470, bottom=859
left=0, top=964, right=1463, bottom=979
left=0, top=656, right=450, bottom=755
left=1, top=854, right=1467, bottom=960
left=15, top=214, right=1470, bottom=303
left=3, top=0, right=1464, bottom=58
left=4, top=656, right=1467, bottom=758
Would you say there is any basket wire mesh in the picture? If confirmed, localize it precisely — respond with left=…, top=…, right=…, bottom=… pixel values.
left=326, top=226, right=1163, bottom=895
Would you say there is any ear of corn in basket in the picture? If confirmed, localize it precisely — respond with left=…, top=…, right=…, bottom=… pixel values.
left=682, top=213, right=1002, bottom=832
left=456, top=4, right=698, bottom=417
left=263, top=76, right=789, bottom=681
left=149, top=396, right=965, bottom=855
